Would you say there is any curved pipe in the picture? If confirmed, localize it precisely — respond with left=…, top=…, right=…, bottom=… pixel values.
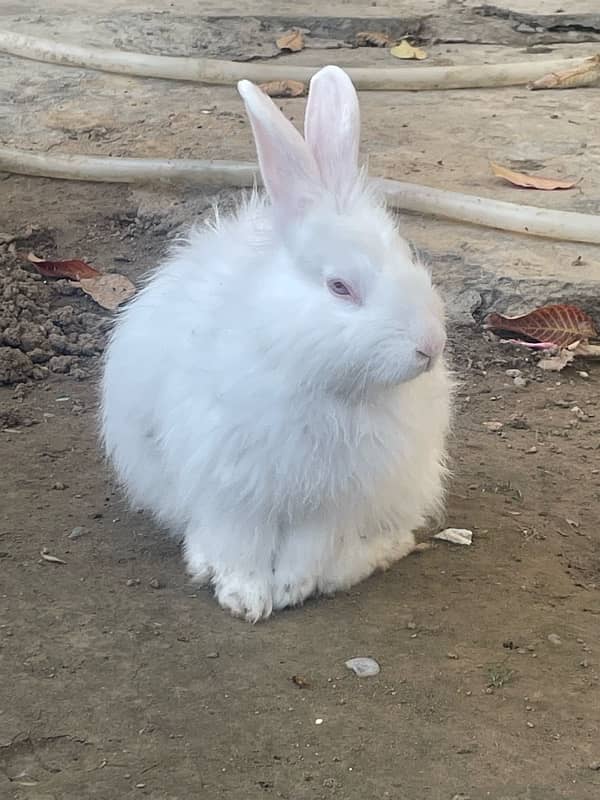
left=0, top=30, right=591, bottom=91
left=2, top=147, right=599, bottom=244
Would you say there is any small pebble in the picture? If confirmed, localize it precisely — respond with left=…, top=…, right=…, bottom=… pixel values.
left=526, top=721, right=535, bottom=728
left=206, top=651, right=219, bottom=659
left=508, top=414, right=529, bottom=430
left=578, top=371, right=589, bottom=379
left=434, top=528, right=473, bottom=546
left=135, top=784, right=146, bottom=789
left=547, top=633, right=562, bottom=646
left=52, top=481, right=67, bottom=490
left=68, top=526, right=85, bottom=540
left=482, top=421, right=503, bottom=432
left=513, top=376, right=528, bottom=388
left=126, top=578, right=140, bottom=587
left=589, top=761, right=600, bottom=771
left=345, top=657, right=380, bottom=677
left=526, top=446, right=538, bottom=454
left=149, top=577, right=162, bottom=590
left=505, top=369, right=522, bottom=378
left=315, top=718, right=324, bottom=725
left=447, top=652, right=459, bottom=660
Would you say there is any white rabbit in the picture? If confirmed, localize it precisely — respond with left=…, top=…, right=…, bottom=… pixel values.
left=101, top=65, right=452, bottom=622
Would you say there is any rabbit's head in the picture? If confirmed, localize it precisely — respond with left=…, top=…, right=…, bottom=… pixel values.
left=238, top=66, right=446, bottom=394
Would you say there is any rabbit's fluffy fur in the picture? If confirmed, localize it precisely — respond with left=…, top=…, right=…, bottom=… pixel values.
left=102, top=66, right=452, bottom=621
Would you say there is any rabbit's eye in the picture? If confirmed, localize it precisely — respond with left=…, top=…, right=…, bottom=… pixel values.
left=331, top=280, right=350, bottom=295
left=328, top=279, right=352, bottom=298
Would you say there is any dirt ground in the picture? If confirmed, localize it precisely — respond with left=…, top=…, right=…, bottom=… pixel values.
left=2, top=3, right=600, bottom=799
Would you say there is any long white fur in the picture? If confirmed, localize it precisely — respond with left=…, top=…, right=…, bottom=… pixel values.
left=101, top=66, right=452, bottom=622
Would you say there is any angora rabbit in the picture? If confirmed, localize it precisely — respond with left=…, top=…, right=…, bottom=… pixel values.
left=102, top=65, right=452, bottom=621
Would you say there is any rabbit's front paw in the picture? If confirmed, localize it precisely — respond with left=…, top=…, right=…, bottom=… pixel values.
left=272, top=570, right=317, bottom=611
left=214, top=570, right=273, bottom=623
left=183, top=545, right=213, bottom=586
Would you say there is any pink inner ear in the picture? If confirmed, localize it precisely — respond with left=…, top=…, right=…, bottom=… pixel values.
left=304, top=67, right=361, bottom=205
left=238, top=79, right=322, bottom=221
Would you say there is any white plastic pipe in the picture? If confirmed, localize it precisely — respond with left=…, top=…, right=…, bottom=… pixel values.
left=378, top=178, right=600, bottom=244
left=0, top=30, right=592, bottom=90
left=2, top=147, right=599, bottom=244
left=0, top=148, right=257, bottom=187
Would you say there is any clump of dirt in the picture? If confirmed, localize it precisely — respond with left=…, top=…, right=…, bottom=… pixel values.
left=0, top=250, right=111, bottom=385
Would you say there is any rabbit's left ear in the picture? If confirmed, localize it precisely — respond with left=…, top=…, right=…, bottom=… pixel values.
left=238, top=78, right=322, bottom=222
left=304, top=66, right=361, bottom=204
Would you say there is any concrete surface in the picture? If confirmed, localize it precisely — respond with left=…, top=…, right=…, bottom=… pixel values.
left=1, top=1, right=599, bottom=316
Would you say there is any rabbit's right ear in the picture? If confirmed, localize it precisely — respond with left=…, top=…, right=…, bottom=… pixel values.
left=238, top=80, right=322, bottom=221
left=304, top=66, right=360, bottom=205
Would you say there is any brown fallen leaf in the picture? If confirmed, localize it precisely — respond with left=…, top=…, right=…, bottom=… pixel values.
left=490, top=162, right=578, bottom=191
left=276, top=29, right=305, bottom=53
left=538, top=349, right=576, bottom=372
left=76, top=274, right=136, bottom=310
left=539, top=341, right=600, bottom=372
left=259, top=79, right=307, bottom=98
left=390, top=40, right=427, bottom=60
left=572, top=341, right=600, bottom=358
left=485, top=304, right=598, bottom=349
left=355, top=31, right=392, bottom=47
left=529, top=54, right=600, bottom=90
left=27, top=251, right=102, bottom=279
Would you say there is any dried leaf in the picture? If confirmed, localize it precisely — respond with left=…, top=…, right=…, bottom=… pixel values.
left=486, top=305, right=598, bottom=349
left=259, top=79, right=307, bottom=98
left=276, top=29, right=305, bottom=52
left=390, top=40, right=427, bottom=60
left=76, top=274, right=136, bottom=310
left=40, top=550, right=66, bottom=564
left=571, top=341, right=600, bottom=358
left=541, top=340, right=600, bottom=371
left=355, top=31, right=392, bottom=47
left=538, top=349, right=575, bottom=372
left=529, top=54, right=600, bottom=90
left=490, top=163, right=578, bottom=191
left=27, top=251, right=102, bottom=279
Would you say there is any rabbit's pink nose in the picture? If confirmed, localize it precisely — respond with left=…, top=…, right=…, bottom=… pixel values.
left=416, top=329, right=446, bottom=369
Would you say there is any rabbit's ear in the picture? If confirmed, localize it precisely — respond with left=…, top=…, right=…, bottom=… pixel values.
left=304, top=65, right=360, bottom=204
left=238, top=80, right=322, bottom=219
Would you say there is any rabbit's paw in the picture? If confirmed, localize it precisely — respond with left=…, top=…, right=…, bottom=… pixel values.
left=214, top=570, right=273, bottom=623
left=320, top=532, right=416, bottom=594
left=271, top=570, right=317, bottom=611
left=183, top=545, right=214, bottom=586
